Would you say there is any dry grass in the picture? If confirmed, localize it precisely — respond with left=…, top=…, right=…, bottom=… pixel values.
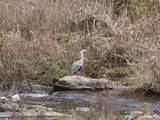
left=0, top=0, right=115, bottom=93
left=0, top=0, right=160, bottom=94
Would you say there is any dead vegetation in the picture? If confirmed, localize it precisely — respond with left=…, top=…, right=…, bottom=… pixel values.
left=0, top=0, right=160, bottom=94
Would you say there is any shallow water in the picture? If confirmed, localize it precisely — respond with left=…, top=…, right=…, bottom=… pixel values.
left=20, top=90, right=160, bottom=115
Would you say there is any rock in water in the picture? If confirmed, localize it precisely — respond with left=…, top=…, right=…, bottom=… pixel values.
left=0, top=97, right=9, bottom=102
left=75, top=107, right=90, bottom=112
left=54, top=76, right=127, bottom=91
left=0, top=103, right=71, bottom=118
left=124, top=111, right=160, bottom=120
left=11, top=94, right=20, bottom=102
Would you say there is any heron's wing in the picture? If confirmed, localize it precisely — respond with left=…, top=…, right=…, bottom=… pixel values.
left=71, top=60, right=82, bottom=75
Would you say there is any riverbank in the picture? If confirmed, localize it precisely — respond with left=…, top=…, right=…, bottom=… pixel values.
left=1, top=84, right=160, bottom=120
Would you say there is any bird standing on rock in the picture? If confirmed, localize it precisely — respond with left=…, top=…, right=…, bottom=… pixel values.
left=70, top=49, right=87, bottom=77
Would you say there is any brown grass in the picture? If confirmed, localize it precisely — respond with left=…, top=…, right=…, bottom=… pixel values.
left=0, top=0, right=160, bottom=94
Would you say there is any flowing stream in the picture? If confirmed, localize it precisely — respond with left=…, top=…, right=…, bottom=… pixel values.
left=20, top=89, right=160, bottom=115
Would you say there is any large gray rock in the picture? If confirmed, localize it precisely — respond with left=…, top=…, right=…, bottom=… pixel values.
left=0, top=111, right=71, bottom=118
left=20, top=85, right=52, bottom=94
left=0, top=94, right=20, bottom=104
left=0, top=103, right=71, bottom=118
left=54, top=76, right=127, bottom=91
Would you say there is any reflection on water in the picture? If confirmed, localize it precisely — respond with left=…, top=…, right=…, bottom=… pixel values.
left=20, top=93, right=49, bottom=98
left=20, top=90, right=160, bottom=114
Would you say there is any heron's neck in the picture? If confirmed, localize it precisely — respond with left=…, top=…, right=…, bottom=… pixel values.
left=80, top=51, right=84, bottom=63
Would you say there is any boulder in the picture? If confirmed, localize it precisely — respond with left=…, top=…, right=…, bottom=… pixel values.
left=54, top=76, right=127, bottom=91
left=0, top=94, right=20, bottom=103
left=20, top=85, right=52, bottom=94
left=0, top=102, right=71, bottom=118
left=10, top=94, right=20, bottom=102
left=75, top=107, right=90, bottom=112
left=0, top=111, right=71, bottom=118
left=124, top=111, right=160, bottom=120
left=0, top=97, right=9, bottom=102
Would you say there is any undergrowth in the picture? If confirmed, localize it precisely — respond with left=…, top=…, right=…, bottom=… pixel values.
left=0, top=0, right=160, bottom=94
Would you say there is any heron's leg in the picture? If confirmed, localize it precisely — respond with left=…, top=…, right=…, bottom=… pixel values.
left=81, top=66, right=86, bottom=76
left=81, top=67, right=83, bottom=73
left=76, top=72, right=80, bottom=79
left=77, top=74, right=79, bottom=79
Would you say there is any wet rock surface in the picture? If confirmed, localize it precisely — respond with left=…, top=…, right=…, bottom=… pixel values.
left=20, top=85, right=52, bottom=94
left=124, top=111, right=160, bottom=120
left=54, top=76, right=127, bottom=91
left=0, top=102, right=71, bottom=118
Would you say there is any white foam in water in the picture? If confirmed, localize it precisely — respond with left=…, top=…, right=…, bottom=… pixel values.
left=52, top=92, right=58, bottom=96
left=20, top=93, right=48, bottom=98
